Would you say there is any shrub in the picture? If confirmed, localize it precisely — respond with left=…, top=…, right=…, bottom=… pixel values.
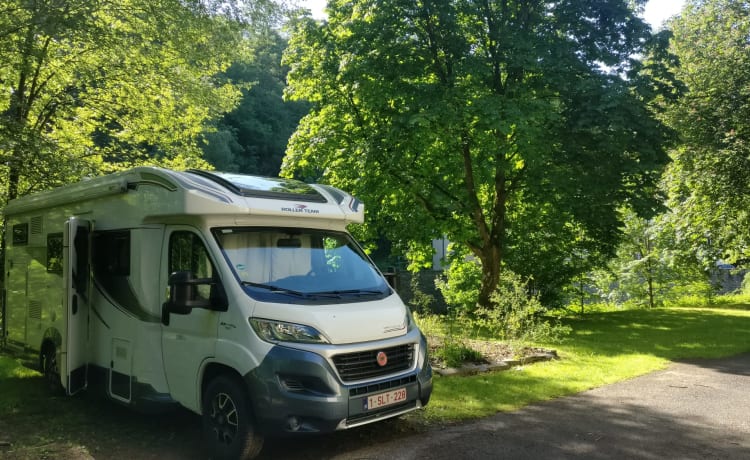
left=435, top=249, right=481, bottom=312
left=480, top=270, right=570, bottom=343
left=433, top=338, right=485, bottom=368
left=436, top=253, right=570, bottom=344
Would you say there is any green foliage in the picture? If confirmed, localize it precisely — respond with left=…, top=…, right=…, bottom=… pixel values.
left=580, top=207, right=714, bottom=310
left=432, top=338, right=485, bottom=369
left=662, top=0, right=750, bottom=266
left=482, top=271, right=571, bottom=343
left=412, top=311, right=445, bottom=337
left=435, top=250, right=482, bottom=312
left=0, top=0, right=281, bottom=208
left=202, top=30, right=310, bottom=176
left=407, top=272, right=436, bottom=315
left=436, top=255, right=570, bottom=343
left=283, top=0, right=673, bottom=309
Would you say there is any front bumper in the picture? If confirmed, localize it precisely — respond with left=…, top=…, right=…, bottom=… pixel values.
left=244, top=333, right=433, bottom=435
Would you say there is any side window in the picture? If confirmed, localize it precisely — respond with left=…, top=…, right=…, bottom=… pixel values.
left=12, top=223, right=28, bottom=246
left=93, top=231, right=130, bottom=277
left=47, top=233, right=63, bottom=272
left=169, top=231, right=214, bottom=300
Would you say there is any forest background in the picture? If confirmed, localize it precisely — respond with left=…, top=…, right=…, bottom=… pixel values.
left=1, top=0, right=749, bottom=320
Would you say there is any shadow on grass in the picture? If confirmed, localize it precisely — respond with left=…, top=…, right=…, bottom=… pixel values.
left=0, top=371, right=204, bottom=460
left=0, top=360, right=424, bottom=460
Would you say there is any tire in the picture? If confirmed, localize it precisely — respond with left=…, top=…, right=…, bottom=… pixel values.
left=41, top=345, right=64, bottom=396
left=202, top=375, right=264, bottom=460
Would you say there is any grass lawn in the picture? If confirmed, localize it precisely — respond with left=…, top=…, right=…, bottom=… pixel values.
left=424, top=307, right=750, bottom=421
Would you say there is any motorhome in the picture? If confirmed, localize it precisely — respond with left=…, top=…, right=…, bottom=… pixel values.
left=1, top=167, right=433, bottom=459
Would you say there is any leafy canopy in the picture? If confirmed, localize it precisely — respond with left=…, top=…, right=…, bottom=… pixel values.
left=0, top=0, right=279, bottom=204
left=283, top=0, right=673, bottom=307
left=663, top=0, right=750, bottom=266
left=202, top=30, right=310, bottom=176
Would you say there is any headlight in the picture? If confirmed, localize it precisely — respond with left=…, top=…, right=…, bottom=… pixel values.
left=250, top=318, right=330, bottom=344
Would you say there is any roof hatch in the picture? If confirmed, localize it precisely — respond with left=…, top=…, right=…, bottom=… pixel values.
left=186, top=170, right=328, bottom=203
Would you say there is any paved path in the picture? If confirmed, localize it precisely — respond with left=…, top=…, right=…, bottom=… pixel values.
left=259, top=353, right=750, bottom=459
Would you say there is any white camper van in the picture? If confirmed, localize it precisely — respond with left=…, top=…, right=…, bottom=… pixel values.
left=1, top=167, right=432, bottom=459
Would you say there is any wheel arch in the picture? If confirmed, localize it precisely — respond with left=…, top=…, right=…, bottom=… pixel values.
left=38, top=327, right=62, bottom=368
left=201, top=362, right=247, bottom=412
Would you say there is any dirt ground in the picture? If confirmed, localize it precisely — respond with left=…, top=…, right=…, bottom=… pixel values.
left=0, top=380, right=428, bottom=460
left=0, top=339, right=530, bottom=460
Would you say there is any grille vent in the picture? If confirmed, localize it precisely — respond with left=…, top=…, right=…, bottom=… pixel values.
left=28, top=300, right=42, bottom=320
left=332, top=344, right=414, bottom=382
left=30, top=216, right=43, bottom=234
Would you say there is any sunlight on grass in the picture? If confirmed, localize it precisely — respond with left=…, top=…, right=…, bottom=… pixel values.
left=0, top=356, right=40, bottom=379
left=424, top=307, right=750, bottom=421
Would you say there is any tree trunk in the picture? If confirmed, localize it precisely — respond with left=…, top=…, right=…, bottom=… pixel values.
left=7, top=162, right=20, bottom=203
left=646, top=238, right=655, bottom=308
left=477, top=245, right=502, bottom=310
left=460, top=128, right=509, bottom=311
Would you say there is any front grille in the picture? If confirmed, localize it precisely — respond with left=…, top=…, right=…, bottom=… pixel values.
left=332, top=344, right=414, bottom=382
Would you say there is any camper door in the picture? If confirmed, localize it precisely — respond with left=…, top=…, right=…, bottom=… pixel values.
left=62, top=217, right=91, bottom=395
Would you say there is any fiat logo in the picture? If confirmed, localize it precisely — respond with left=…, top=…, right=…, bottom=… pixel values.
left=376, top=351, right=388, bottom=367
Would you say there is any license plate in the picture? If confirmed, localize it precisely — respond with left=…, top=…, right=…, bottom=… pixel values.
left=365, top=387, right=407, bottom=411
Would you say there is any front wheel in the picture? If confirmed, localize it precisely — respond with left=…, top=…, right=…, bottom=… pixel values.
left=202, top=375, right=264, bottom=460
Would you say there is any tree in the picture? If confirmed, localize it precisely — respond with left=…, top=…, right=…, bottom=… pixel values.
left=0, top=0, right=281, bottom=297
left=585, top=207, right=713, bottom=309
left=283, top=0, right=673, bottom=309
left=202, top=31, right=310, bottom=176
left=608, top=208, right=675, bottom=308
left=663, top=0, right=750, bottom=267
left=0, top=0, right=283, bottom=206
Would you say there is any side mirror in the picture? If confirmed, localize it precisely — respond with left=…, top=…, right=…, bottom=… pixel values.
left=165, top=271, right=213, bottom=315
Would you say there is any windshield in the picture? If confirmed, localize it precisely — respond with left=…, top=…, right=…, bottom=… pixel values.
left=214, top=227, right=391, bottom=303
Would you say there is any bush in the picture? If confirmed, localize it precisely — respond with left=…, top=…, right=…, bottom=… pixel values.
left=435, top=250, right=481, bottom=311
left=436, top=254, right=570, bottom=344
left=479, top=270, right=570, bottom=343
left=433, top=338, right=485, bottom=368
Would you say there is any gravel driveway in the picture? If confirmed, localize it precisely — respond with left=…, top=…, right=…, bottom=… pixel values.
left=260, top=352, right=750, bottom=459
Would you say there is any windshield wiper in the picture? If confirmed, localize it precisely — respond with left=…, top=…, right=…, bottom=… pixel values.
left=241, top=281, right=307, bottom=297
left=312, top=289, right=385, bottom=297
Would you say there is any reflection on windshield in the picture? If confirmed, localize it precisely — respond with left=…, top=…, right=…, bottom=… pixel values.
left=214, top=227, right=389, bottom=300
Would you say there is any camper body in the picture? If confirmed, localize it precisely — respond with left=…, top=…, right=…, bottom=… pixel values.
left=2, top=167, right=432, bottom=458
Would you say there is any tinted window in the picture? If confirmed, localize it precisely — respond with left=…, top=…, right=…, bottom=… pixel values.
left=47, top=233, right=63, bottom=272
left=169, top=231, right=214, bottom=300
left=12, top=223, right=28, bottom=245
left=93, top=231, right=130, bottom=276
